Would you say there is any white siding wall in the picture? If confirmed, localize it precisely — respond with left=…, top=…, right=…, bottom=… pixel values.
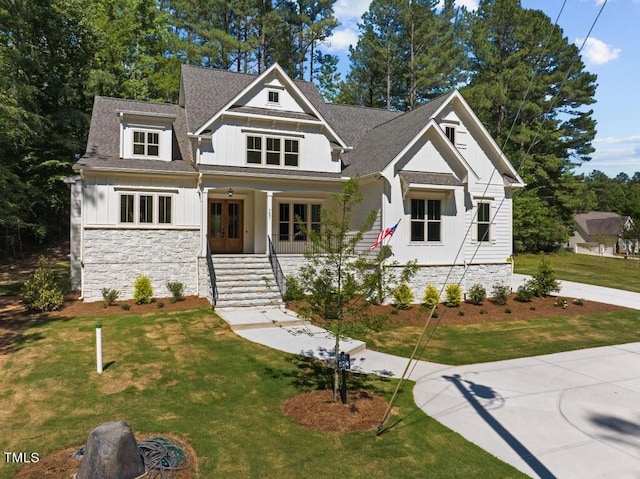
left=82, top=174, right=200, bottom=227
left=240, top=77, right=306, bottom=113
left=200, top=119, right=339, bottom=173
left=121, top=120, right=172, bottom=161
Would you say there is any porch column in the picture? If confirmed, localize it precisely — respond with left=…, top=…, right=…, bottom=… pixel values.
left=200, top=188, right=209, bottom=257
left=266, top=191, right=273, bottom=255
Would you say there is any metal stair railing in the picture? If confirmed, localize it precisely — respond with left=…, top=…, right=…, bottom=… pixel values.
left=206, top=243, right=218, bottom=308
left=267, top=235, right=286, bottom=297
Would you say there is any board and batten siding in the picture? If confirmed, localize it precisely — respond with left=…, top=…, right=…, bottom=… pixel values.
left=199, top=119, right=340, bottom=173
left=82, top=174, right=200, bottom=227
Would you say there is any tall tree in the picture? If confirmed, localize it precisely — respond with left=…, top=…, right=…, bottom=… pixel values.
left=340, top=0, right=467, bottom=110
left=463, top=0, right=597, bottom=252
left=0, top=0, right=98, bottom=253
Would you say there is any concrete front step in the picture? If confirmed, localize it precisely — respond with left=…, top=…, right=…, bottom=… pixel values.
left=216, top=298, right=284, bottom=308
left=211, top=255, right=283, bottom=308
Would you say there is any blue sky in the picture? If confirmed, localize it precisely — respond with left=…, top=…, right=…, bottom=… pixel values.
left=325, top=0, right=640, bottom=178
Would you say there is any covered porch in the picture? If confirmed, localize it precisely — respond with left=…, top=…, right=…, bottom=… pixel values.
left=199, top=175, right=344, bottom=257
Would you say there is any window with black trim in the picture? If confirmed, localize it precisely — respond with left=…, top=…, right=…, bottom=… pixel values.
left=278, top=202, right=321, bottom=241
left=411, top=198, right=441, bottom=242
left=119, top=193, right=173, bottom=225
left=268, top=90, right=279, bottom=103
left=477, top=202, right=491, bottom=242
left=133, top=131, right=159, bottom=157
left=246, top=134, right=299, bottom=167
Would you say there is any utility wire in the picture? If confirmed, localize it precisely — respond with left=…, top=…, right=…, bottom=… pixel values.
left=378, top=0, right=607, bottom=433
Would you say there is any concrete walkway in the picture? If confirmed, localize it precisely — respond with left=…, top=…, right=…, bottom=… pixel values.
left=216, top=281, right=640, bottom=479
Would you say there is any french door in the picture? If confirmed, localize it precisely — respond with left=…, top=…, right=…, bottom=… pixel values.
left=208, top=199, right=243, bottom=253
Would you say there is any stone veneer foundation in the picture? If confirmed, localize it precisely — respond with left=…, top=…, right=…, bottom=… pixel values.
left=278, top=255, right=513, bottom=303
left=82, top=229, right=200, bottom=302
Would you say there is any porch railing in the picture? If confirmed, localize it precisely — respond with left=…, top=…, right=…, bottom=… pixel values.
left=206, top=243, right=218, bottom=308
left=267, top=235, right=286, bottom=297
left=273, top=234, right=358, bottom=255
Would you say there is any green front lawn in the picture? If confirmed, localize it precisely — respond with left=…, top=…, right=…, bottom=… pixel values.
left=360, top=310, right=640, bottom=365
left=513, top=252, right=640, bottom=293
left=0, top=308, right=525, bottom=479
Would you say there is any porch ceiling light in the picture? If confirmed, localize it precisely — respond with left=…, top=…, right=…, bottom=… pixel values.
left=228, top=187, right=233, bottom=197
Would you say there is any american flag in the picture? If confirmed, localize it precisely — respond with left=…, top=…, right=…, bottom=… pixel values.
left=370, top=219, right=401, bottom=250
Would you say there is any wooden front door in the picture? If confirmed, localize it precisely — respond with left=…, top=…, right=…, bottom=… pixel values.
left=209, top=199, right=243, bottom=253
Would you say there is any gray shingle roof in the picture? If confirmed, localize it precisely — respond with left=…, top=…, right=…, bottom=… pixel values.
left=79, top=65, right=462, bottom=180
left=79, top=96, right=193, bottom=172
left=575, top=212, right=630, bottom=237
left=399, top=171, right=462, bottom=186
left=342, top=92, right=455, bottom=177
left=180, top=65, right=255, bottom=132
left=197, top=164, right=342, bottom=180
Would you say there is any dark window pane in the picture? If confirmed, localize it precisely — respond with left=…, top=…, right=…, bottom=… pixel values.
left=411, top=222, right=425, bottom=242
left=140, top=195, right=153, bottom=223
left=478, top=223, right=490, bottom=242
left=427, top=222, right=441, bottom=242
left=311, top=204, right=321, bottom=223
left=411, top=199, right=425, bottom=219
left=478, top=203, right=490, bottom=222
left=159, top=196, right=172, bottom=224
left=121, top=195, right=134, bottom=223
left=428, top=199, right=441, bottom=220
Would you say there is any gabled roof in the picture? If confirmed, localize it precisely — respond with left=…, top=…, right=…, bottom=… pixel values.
left=575, top=212, right=631, bottom=237
left=341, top=92, right=455, bottom=177
left=179, top=66, right=254, bottom=133
left=77, top=96, right=194, bottom=174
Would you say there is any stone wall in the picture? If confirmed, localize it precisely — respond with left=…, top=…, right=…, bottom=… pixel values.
left=82, top=229, right=200, bottom=302
left=277, top=256, right=513, bottom=304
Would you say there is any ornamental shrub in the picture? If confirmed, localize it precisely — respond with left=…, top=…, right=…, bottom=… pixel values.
left=393, top=282, right=414, bottom=310
left=445, top=283, right=463, bottom=307
left=283, top=275, right=305, bottom=301
left=491, top=283, right=511, bottom=306
left=21, top=256, right=64, bottom=312
left=101, top=288, right=119, bottom=307
left=515, top=281, right=534, bottom=302
left=133, top=275, right=153, bottom=304
left=422, top=284, right=440, bottom=308
left=531, top=258, right=560, bottom=297
left=467, top=283, right=486, bottom=305
left=166, top=281, right=185, bottom=303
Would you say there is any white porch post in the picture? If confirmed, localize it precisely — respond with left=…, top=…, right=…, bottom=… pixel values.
left=266, top=191, right=273, bottom=255
left=200, top=187, right=209, bottom=257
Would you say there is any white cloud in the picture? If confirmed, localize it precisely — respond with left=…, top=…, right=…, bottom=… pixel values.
left=576, top=37, right=621, bottom=65
left=455, top=0, right=479, bottom=10
left=325, top=28, right=360, bottom=52
left=594, top=135, right=640, bottom=145
left=334, top=0, right=371, bottom=21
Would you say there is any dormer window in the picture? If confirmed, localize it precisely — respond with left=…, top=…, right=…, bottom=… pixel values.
left=133, top=130, right=160, bottom=157
left=268, top=90, right=280, bottom=103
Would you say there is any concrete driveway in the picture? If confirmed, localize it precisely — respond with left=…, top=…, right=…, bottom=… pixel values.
left=413, top=343, right=640, bottom=479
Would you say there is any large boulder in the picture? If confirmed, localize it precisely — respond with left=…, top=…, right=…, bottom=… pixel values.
left=76, top=420, right=145, bottom=479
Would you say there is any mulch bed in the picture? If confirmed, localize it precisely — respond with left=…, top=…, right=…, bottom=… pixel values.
left=281, top=389, right=390, bottom=433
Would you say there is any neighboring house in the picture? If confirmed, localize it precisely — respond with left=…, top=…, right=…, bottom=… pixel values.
left=569, top=212, right=635, bottom=256
left=68, top=63, right=525, bottom=306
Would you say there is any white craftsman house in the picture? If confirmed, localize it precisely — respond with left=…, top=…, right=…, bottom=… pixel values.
left=68, top=63, right=524, bottom=307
